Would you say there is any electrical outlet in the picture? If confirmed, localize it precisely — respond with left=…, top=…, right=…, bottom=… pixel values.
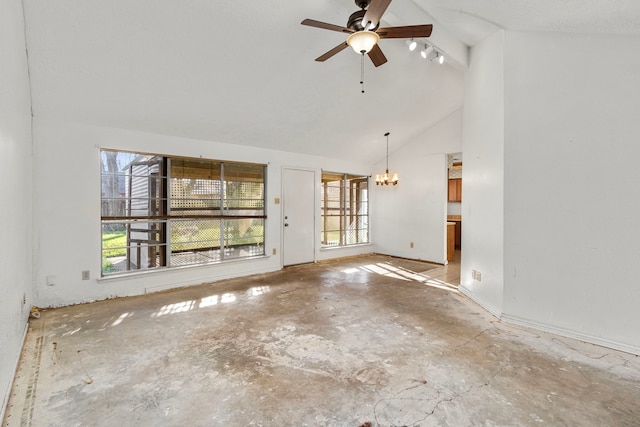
left=472, top=270, right=482, bottom=282
left=410, top=242, right=414, bottom=248
left=46, top=275, right=56, bottom=286
left=82, top=270, right=90, bottom=280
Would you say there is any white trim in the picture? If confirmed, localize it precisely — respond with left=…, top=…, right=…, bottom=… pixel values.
left=1, top=320, right=29, bottom=423
left=319, top=243, right=373, bottom=252
left=98, top=255, right=270, bottom=283
left=501, top=314, right=640, bottom=357
left=458, top=285, right=640, bottom=356
left=143, top=264, right=280, bottom=294
left=457, top=285, right=503, bottom=319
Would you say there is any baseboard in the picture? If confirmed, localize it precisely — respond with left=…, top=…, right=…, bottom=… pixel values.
left=458, top=285, right=503, bottom=319
left=501, top=313, right=640, bottom=356
left=458, top=285, right=640, bottom=356
left=1, top=319, right=29, bottom=423
left=373, top=252, right=445, bottom=266
left=145, top=265, right=281, bottom=294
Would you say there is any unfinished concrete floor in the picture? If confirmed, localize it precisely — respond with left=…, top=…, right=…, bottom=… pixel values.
left=4, top=254, right=640, bottom=426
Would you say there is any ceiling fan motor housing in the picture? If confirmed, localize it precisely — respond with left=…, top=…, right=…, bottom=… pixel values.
left=347, top=9, right=367, bottom=31
left=301, top=0, right=433, bottom=67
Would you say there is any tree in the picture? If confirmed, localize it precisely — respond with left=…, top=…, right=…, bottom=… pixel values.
left=101, top=151, right=124, bottom=231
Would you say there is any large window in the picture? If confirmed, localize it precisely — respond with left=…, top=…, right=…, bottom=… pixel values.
left=101, top=150, right=266, bottom=276
left=321, top=172, right=369, bottom=247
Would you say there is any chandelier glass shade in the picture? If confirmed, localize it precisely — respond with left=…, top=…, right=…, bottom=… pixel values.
left=347, top=30, right=380, bottom=54
left=375, top=170, right=399, bottom=185
left=375, top=132, right=399, bottom=186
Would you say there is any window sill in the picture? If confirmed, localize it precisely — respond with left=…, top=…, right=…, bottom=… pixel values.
left=320, top=243, right=372, bottom=251
left=97, top=254, right=270, bottom=283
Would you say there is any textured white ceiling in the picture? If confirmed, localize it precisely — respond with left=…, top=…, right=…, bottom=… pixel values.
left=22, top=0, right=640, bottom=164
left=415, top=0, right=640, bottom=45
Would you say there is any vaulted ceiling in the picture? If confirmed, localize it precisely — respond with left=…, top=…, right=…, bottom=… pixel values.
left=22, top=0, right=640, bottom=164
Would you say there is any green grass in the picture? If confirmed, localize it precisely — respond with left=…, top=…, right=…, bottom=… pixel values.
left=102, top=224, right=264, bottom=259
left=102, top=231, right=126, bottom=274
left=102, top=231, right=127, bottom=257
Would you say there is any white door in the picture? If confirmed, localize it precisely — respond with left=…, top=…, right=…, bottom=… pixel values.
left=283, top=168, right=315, bottom=266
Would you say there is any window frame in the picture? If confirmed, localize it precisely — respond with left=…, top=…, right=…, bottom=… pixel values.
left=320, top=171, right=369, bottom=248
left=100, top=149, right=267, bottom=277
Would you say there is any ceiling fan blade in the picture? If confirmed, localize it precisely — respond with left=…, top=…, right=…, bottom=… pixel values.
left=377, top=24, right=433, bottom=39
left=362, top=0, right=392, bottom=29
left=301, top=19, right=353, bottom=34
left=315, top=42, right=350, bottom=62
left=367, top=44, right=388, bottom=67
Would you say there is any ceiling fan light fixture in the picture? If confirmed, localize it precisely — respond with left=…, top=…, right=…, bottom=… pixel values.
left=431, top=51, right=444, bottom=64
left=347, top=30, right=380, bottom=54
left=408, top=39, right=417, bottom=51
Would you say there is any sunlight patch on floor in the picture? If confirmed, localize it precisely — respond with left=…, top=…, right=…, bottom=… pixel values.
left=357, top=261, right=459, bottom=293
left=362, top=264, right=410, bottom=281
left=111, top=312, right=132, bottom=327
left=153, top=300, right=196, bottom=317
left=151, top=287, right=270, bottom=318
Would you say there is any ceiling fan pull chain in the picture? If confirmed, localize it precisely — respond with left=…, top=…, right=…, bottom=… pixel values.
left=360, top=52, right=365, bottom=93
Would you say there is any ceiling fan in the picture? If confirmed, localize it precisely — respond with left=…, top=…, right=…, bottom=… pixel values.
left=301, top=0, right=433, bottom=67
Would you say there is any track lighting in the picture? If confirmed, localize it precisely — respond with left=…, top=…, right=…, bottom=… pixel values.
left=407, top=41, right=444, bottom=65
left=431, top=51, right=444, bottom=64
left=421, top=44, right=434, bottom=59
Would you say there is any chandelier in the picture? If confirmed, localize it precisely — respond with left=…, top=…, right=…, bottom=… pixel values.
left=375, top=132, right=399, bottom=185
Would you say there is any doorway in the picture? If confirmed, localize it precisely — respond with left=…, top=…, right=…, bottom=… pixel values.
left=447, top=152, right=462, bottom=265
left=282, top=168, right=315, bottom=266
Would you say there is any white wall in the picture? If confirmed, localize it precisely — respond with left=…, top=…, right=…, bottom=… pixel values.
left=0, top=0, right=33, bottom=418
left=372, top=109, right=462, bottom=263
left=459, top=30, right=505, bottom=316
left=447, top=202, right=462, bottom=216
left=502, top=32, right=640, bottom=353
left=31, top=118, right=373, bottom=308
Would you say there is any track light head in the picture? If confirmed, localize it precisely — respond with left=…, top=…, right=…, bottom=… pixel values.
left=421, top=44, right=434, bottom=59
left=431, top=52, right=444, bottom=64
left=408, top=39, right=417, bottom=51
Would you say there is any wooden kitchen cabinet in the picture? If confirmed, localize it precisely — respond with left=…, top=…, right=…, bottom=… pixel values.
left=448, top=178, right=462, bottom=202
left=447, top=215, right=462, bottom=249
left=447, top=222, right=455, bottom=262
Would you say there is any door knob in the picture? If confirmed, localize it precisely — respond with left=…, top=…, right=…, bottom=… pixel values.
left=284, top=223, right=289, bottom=227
